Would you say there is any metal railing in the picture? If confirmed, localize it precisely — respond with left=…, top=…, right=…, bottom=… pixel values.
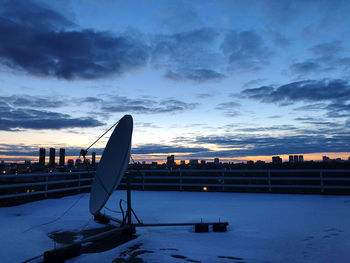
left=1, top=169, right=350, bottom=204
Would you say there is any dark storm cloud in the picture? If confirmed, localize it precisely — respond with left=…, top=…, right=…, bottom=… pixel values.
left=0, top=1, right=148, bottom=79
left=241, top=79, right=350, bottom=104
left=132, top=144, right=209, bottom=154
left=221, top=30, right=272, bottom=71
left=0, top=104, right=103, bottom=131
left=100, top=96, right=198, bottom=114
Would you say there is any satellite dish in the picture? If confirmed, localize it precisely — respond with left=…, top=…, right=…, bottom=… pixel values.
left=89, top=115, right=133, bottom=215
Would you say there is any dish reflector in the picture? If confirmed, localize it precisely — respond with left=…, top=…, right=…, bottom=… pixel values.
left=89, top=115, right=133, bottom=215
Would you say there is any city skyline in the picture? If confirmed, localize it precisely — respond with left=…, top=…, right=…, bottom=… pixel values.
left=1, top=1, right=350, bottom=162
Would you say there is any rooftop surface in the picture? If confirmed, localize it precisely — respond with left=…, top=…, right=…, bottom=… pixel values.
left=1, top=191, right=349, bottom=263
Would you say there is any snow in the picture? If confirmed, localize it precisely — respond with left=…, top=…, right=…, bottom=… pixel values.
left=1, top=191, right=350, bottom=263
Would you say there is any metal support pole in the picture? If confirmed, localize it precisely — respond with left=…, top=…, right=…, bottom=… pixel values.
left=127, top=174, right=132, bottom=225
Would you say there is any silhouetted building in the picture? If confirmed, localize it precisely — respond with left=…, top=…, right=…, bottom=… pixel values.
left=180, top=160, right=186, bottom=165
left=272, top=156, right=282, bottom=164
left=289, top=155, right=293, bottom=163
left=323, top=156, right=330, bottom=162
left=92, top=152, right=96, bottom=167
left=49, top=148, right=55, bottom=167
left=75, top=159, right=82, bottom=166
left=39, top=148, right=45, bottom=168
left=59, top=148, right=65, bottom=166
left=189, top=159, right=199, bottom=165
left=298, top=155, right=304, bottom=162
left=200, top=160, right=206, bottom=165
left=214, top=158, right=220, bottom=165
left=166, top=155, right=175, bottom=166
left=293, top=155, right=299, bottom=163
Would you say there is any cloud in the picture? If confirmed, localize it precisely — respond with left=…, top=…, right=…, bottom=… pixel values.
left=290, top=41, right=350, bottom=75
left=290, top=61, right=321, bottom=74
left=151, top=28, right=226, bottom=82
left=165, top=68, right=225, bottom=82
left=132, top=144, right=209, bottom=154
left=0, top=104, right=104, bottom=131
left=215, top=101, right=241, bottom=117
left=99, top=96, right=198, bottom=114
left=310, top=41, right=343, bottom=56
left=0, top=95, right=66, bottom=108
left=0, top=0, right=149, bottom=79
left=192, top=133, right=350, bottom=157
left=241, top=79, right=350, bottom=104
left=221, top=30, right=272, bottom=71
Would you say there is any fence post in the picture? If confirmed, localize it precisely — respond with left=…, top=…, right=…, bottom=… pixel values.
left=320, top=171, right=324, bottom=193
left=222, top=171, right=225, bottom=191
left=268, top=170, right=271, bottom=192
left=180, top=171, right=183, bottom=191
left=45, top=174, right=48, bottom=197
left=78, top=173, right=81, bottom=193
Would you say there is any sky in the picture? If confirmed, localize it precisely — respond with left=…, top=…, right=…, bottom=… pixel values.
left=1, top=0, right=350, bottom=163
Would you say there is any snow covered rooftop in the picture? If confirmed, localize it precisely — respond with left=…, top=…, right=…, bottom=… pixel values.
left=1, top=191, right=349, bottom=262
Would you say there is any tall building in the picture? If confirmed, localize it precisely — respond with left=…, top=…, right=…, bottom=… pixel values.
left=189, top=159, right=199, bottom=165
left=91, top=152, right=96, bottom=167
left=59, top=148, right=65, bottom=166
left=289, top=155, right=293, bottom=163
left=298, top=155, right=304, bottom=163
left=39, top=148, right=45, bottom=167
left=49, top=148, right=55, bottom=167
left=214, top=158, right=220, bottom=165
left=272, top=156, right=282, bottom=164
left=166, top=155, right=175, bottom=166
left=293, top=155, right=299, bottom=163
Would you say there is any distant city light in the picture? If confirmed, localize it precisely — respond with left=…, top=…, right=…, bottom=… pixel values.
left=203, top=186, right=208, bottom=191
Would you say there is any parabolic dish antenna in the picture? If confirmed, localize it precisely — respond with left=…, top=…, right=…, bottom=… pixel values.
left=89, top=114, right=133, bottom=215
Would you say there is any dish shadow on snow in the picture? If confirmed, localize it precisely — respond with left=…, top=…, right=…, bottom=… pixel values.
left=48, top=225, right=138, bottom=254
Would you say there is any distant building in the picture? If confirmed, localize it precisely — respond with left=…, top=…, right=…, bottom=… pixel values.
left=166, top=155, right=175, bottom=166
left=200, top=160, right=206, bottom=165
left=323, top=156, right=330, bottom=162
left=91, top=152, right=96, bottom=167
left=293, top=155, right=299, bottom=163
left=49, top=148, right=55, bottom=167
left=214, top=158, right=220, bottom=165
left=298, top=155, right=304, bottom=163
left=272, top=156, right=282, bottom=164
left=39, top=148, right=45, bottom=167
left=67, top=159, right=74, bottom=168
left=59, top=148, right=65, bottom=166
left=75, top=159, right=82, bottom=166
left=189, top=159, right=199, bottom=165
left=151, top=161, right=158, bottom=166
left=180, top=160, right=186, bottom=165
left=289, top=155, right=293, bottom=163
